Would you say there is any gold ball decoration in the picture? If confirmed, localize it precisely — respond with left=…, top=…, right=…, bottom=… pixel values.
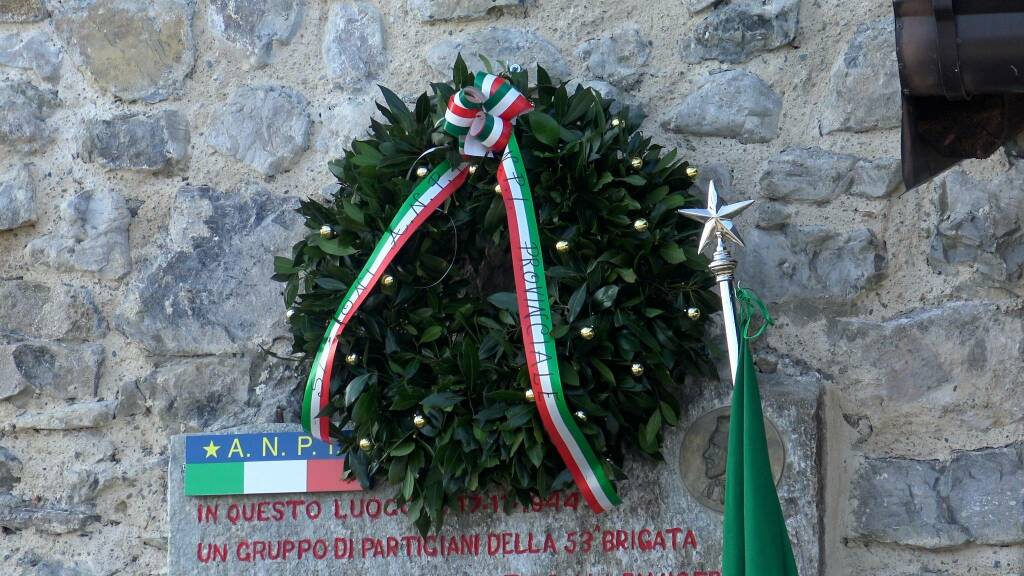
left=413, top=414, right=427, bottom=429
left=687, top=307, right=701, bottom=321
left=468, top=165, right=478, bottom=175
left=555, top=240, right=570, bottom=254
left=633, top=218, right=649, bottom=232
left=285, top=308, right=296, bottom=319
left=345, top=353, right=359, bottom=366
left=579, top=326, right=595, bottom=340
left=630, top=157, right=643, bottom=170
left=631, top=363, right=645, bottom=377
left=686, top=166, right=699, bottom=179
left=358, top=438, right=373, bottom=452
left=319, top=225, right=335, bottom=239
left=611, top=118, right=621, bottom=128
left=524, top=389, right=536, bottom=402
left=493, top=183, right=503, bottom=195
left=415, top=166, right=429, bottom=178
left=574, top=410, right=587, bottom=421
left=381, top=274, right=395, bottom=287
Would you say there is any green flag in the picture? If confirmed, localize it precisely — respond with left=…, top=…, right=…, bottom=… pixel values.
left=722, top=289, right=798, bottom=576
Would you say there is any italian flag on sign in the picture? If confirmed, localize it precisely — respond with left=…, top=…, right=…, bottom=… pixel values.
left=184, top=431, right=362, bottom=496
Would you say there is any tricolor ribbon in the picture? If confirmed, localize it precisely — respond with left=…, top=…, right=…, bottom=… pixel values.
left=443, top=72, right=532, bottom=157
left=303, top=72, right=621, bottom=513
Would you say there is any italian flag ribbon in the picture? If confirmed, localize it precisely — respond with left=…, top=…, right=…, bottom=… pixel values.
left=303, top=72, right=621, bottom=513
left=443, top=72, right=531, bottom=157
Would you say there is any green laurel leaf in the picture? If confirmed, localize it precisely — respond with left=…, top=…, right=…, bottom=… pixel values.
left=528, top=111, right=561, bottom=147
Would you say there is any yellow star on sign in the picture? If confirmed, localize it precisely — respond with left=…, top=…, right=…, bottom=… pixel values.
left=203, top=441, right=221, bottom=458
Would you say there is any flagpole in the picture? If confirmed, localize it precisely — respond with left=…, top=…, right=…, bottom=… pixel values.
left=683, top=182, right=799, bottom=576
left=709, top=236, right=740, bottom=382
left=678, top=180, right=753, bottom=386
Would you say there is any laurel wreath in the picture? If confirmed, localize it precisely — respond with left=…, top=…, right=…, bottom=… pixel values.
left=275, top=57, right=718, bottom=533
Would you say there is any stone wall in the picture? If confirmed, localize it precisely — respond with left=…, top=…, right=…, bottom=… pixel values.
left=0, top=0, right=1021, bottom=574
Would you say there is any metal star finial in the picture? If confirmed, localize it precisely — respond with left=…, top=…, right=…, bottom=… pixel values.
left=678, top=180, right=754, bottom=255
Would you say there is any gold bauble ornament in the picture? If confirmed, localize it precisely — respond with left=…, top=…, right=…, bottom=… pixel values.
left=611, top=118, right=621, bottom=127
left=555, top=240, right=570, bottom=253
left=686, top=166, right=699, bottom=179
left=345, top=353, right=359, bottom=365
left=415, top=166, right=429, bottom=178
left=630, top=157, right=643, bottom=169
left=687, top=307, right=701, bottom=320
left=285, top=308, right=295, bottom=319
left=493, top=183, right=503, bottom=194
left=381, top=274, right=395, bottom=287
left=358, top=438, right=373, bottom=452
left=468, top=165, right=478, bottom=175
left=633, top=218, right=649, bottom=232
left=574, top=410, right=587, bottom=421
left=631, top=363, right=645, bottom=377
left=524, top=389, right=536, bottom=402
left=579, top=326, right=595, bottom=340
left=319, top=225, right=335, bottom=239
left=413, top=414, right=427, bottom=429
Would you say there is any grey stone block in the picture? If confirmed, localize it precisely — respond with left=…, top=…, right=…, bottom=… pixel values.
left=929, top=166, right=1024, bottom=282
left=741, top=225, right=885, bottom=304
left=826, top=303, right=1021, bottom=404
left=208, top=0, right=302, bottom=67
left=25, top=189, right=131, bottom=280
left=409, top=0, right=524, bottom=22
left=119, top=356, right=251, bottom=431
left=0, top=80, right=59, bottom=153
left=80, top=110, right=190, bottom=172
left=322, top=1, right=385, bottom=88
left=0, top=445, right=22, bottom=491
left=945, top=444, right=1024, bottom=545
left=427, top=27, right=570, bottom=81
left=680, top=0, right=800, bottom=64
left=115, top=184, right=302, bottom=355
left=852, top=443, right=1023, bottom=548
left=820, top=20, right=900, bottom=134
left=0, top=281, right=107, bottom=341
left=207, top=85, right=310, bottom=176
left=53, top=0, right=196, bottom=103
left=753, top=202, right=791, bottom=230
left=0, top=340, right=104, bottom=401
left=663, top=69, right=781, bottom=143
left=576, top=25, right=651, bottom=89
left=760, top=147, right=901, bottom=204
left=65, top=462, right=125, bottom=504
left=0, top=0, right=47, bottom=22
left=14, top=400, right=115, bottom=430
left=0, top=31, right=61, bottom=82
left=850, top=157, right=902, bottom=199
left=761, top=147, right=859, bottom=204
left=852, top=458, right=969, bottom=548
left=688, top=0, right=722, bottom=14
left=0, top=493, right=99, bottom=534
left=316, top=97, right=379, bottom=154
left=15, top=554, right=92, bottom=576
left=0, top=163, right=36, bottom=230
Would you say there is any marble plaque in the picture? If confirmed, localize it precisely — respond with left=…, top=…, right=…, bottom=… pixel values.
left=168, top=375, right=821, bottom=575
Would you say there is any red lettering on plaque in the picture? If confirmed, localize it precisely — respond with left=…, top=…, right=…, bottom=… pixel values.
left=196, top=504, right=218, bottom=524
left=196, top=542, right=227, bottom=563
